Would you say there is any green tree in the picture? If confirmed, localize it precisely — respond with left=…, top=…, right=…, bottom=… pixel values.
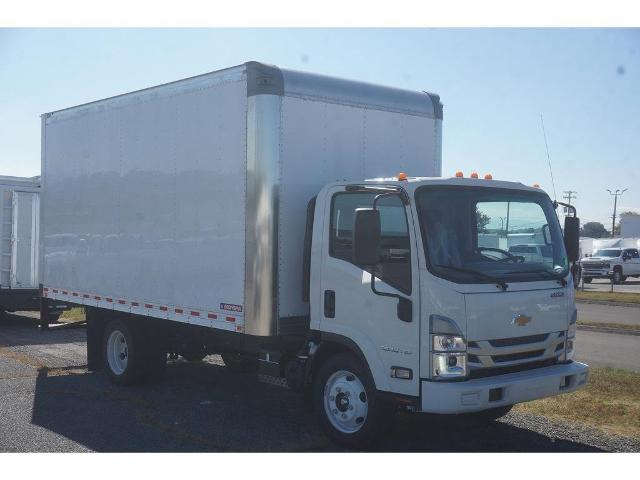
left=580, top=221, right=609, bottom=239
left=476, top=208, right=491, bottom=233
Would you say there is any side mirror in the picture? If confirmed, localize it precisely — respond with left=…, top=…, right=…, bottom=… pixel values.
left=563, top=216, right=580, bottom=263
left=352, top=208, right=380, bottom=266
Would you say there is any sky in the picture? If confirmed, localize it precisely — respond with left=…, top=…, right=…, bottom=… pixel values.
left=0, top=28, right=638, bottom=228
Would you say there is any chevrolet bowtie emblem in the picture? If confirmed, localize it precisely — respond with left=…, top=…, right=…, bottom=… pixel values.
left=512, top=314, right=532, bottom=326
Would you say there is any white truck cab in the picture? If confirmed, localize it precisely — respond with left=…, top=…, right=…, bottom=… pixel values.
left=580, top=247, right=640, bottom=284
left=303, top=175, right=587, bottom=444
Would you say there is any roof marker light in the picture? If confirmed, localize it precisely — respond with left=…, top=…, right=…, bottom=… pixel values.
left=470, top=172, right=479, bottom=179
left=484, top=173, right=493, bottom=180
left=398, top=172, right=408, bottom=181
left=455, top=171, right=464, bottom=178
left=533, top=183, right=540, bottom=188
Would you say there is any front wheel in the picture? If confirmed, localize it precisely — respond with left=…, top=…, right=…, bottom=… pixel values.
left=613, top=267, right=625, bottom=284
left=313, top=352, right=393, bottom=449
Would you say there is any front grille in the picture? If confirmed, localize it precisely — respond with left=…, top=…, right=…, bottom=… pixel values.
left=583, top=262, right=606, bottom=270
left=489, top=333, right=549, bottom=347
left=468, top=357, right=559, bottom=379
left=491, top=349, right=545, bottom=363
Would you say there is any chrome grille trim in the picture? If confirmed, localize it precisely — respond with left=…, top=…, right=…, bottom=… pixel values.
left=468, top=331, right=565, bottom=370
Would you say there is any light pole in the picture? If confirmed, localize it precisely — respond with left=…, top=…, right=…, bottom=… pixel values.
left=607, top=188, right=627, bottom=238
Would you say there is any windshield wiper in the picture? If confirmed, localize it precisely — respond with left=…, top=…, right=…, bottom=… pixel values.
left=434, top=264, right=508, bottom=291
left=505, top=269, right=567, bottom=287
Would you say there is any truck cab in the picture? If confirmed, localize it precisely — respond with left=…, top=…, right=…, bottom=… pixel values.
left=305, top=174, right=588, bottom=445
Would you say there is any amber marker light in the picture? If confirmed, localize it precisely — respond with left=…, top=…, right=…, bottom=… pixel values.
left=398, top=172, right=408, bottom=181
left=470, top=172, right=479, bottom=178
left=455, top=171, right=464, bottom=178
left=484, top=173, right=493, bottom=180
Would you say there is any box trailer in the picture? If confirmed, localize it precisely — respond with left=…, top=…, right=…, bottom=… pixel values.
left=0, top=175, right=41, bottom=313
left=41, top=62, right=588, bottom=448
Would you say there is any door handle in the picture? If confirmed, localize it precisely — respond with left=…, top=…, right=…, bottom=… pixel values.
left=324, top=290, right=335, bottom=318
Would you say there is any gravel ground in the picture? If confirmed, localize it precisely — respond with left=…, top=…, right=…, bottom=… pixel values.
left=1, top=312, right=638, bottom=452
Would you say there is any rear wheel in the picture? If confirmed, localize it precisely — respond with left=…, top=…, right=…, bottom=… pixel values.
left=103, top=318, right=166, bottom=385
left=313, top=352, right=393, bottom=449
left=221, top=352, right=258, bottom=373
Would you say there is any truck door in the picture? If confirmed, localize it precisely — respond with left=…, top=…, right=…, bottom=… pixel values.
left=11, top=191, right=39, bottom=288
left=318, top=186, right=421, bottom=397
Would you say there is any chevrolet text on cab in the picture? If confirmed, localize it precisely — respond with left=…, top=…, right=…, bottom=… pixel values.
left=39, top=62, right=588, bottom=448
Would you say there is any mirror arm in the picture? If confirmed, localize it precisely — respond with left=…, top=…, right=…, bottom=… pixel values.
left=369, top=271, right=412, bottom=322
left=554, top=200, right=577, bottom=217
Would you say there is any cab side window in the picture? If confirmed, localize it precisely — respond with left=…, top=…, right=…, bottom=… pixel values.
left=629, top=249, right=639, bottom=259
left=330, top=192, right=412, bottom=294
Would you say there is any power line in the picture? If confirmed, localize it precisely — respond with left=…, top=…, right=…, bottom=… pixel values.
left=607, top=188, right=628, bottom=238
left=540, top=114, right=557, bottom=202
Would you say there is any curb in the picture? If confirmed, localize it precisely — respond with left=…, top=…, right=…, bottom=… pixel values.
left=576, top=299, right=640, bottom=308
left=577, top=324, right=640, bottom=337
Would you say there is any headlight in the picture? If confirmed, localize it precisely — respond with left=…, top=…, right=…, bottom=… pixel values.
left=432, top=353, right=467, bottom=378
left=432, top=334, right=466, bottom=351
left=430, top=315, right=467, bottom=380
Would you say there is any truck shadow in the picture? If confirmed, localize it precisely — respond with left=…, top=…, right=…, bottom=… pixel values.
left=30, top=359, right=604, bottom=452
left=0, top=312, right=85, bottom=347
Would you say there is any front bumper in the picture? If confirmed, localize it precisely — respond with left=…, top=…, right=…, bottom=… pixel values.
left=582, top=267, right=612, bottom=278
left=420, top=361, right=589, bottom=414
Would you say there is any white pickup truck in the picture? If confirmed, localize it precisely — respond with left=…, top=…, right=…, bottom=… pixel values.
left=580, top=247, right=640, bottom=284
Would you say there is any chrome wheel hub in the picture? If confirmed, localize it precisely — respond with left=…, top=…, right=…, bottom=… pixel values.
left=106, top=330, right=128, bottom=375
left=324, top=369, right=368, bottom=434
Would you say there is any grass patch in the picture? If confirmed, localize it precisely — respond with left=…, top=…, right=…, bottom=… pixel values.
left=576, top=290, right=640, bottom=305
left=578, top=320, right=640, bottom=332
left=59, top=307, right=85, bottom=323
left=515, top=367, right=640, bottom=439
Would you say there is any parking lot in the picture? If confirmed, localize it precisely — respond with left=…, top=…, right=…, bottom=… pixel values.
left=1, top=312, right=639, bottom=452
left=579, top=278, right=640, bottom=294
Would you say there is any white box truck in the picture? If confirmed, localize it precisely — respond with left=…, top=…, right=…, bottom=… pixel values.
left=0, top=175, right=42, bottom=313
left=41, top=62, right=588, bottom=448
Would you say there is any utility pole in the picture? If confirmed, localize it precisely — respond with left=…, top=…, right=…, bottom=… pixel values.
left=563, top=190, right=577, bottom=206
left=607, top=188, right=628, bottom=238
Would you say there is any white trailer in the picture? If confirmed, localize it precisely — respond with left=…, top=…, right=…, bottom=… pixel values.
left=0, top=175, right=41, bottom=312
left=41, top=62, right=587, bottom=448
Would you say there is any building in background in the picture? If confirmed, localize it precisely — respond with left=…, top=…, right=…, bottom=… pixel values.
left=620, top=212, right=640, bottom=237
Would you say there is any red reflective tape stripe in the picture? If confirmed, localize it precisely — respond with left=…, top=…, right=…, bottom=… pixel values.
left=95, top=296, right=101, bottom=300
left=145, top=304, right=153, bottom=309
left=83, top=294, right=90, bottom=299
left=235, top=325, right=242, bottom=332
left=118, top=300, right=126, bottom=305
left=43, top=287, right=49, bottom=292
left=106, top=298, right=113, bottom=302
left=160, top=306, right=168, bottom=311
left=52, top=289, right=58, bottom=293
left=72, top=292, right=79, bottom=297
left=225, top=316, right=235, bottom=323
left=131, top=302, right=139, bottom=307
left=190, top=311, right=200, bottom=317
left=175, top=308, right=183, bottom=314
left=208, top=313, right=217, bottom=319
left=62, top=291, right=68, bottom=295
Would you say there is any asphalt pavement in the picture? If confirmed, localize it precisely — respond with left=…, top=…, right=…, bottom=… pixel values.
left=1, top=312, right=639, bottom=452
left=574, top=330, right=640, bottom=372
left=579, top=278, right=640, bottom=294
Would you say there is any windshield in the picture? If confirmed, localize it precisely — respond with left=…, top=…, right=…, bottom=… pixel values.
left=592, top=249, right=621, bottom=258
left=415, top=186, right=569, bottom=284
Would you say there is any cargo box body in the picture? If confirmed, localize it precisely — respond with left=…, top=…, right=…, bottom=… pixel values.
left=41, top=62, right=442, bottom=337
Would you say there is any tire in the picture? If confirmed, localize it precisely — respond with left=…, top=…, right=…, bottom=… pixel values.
left=613, top=267, right=624, bottom=284
left=583, top=278, right=592, bottom=284
left=313, top=352, right=394, bottom=449
left=463, top=405, right=513, bottom=423
left=221, top=352, right=258, bottom=373
left=102, top=318, right=166, bottom=385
